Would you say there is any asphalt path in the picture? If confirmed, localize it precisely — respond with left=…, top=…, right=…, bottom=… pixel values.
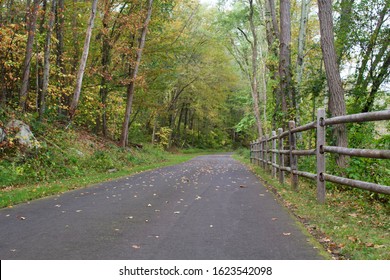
left=0, top=154, right=323, bottom=259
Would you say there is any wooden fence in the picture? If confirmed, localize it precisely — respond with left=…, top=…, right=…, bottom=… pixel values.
left=250, top=108, right=390, bottom=203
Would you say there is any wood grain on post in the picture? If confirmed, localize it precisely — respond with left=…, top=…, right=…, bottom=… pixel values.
left=264, top=136, right=268, bottom=170
left=278, top=128, right=285, bottom=184
left=316, top=108, right=326, bottom=203
left=272, top=131, right=277, bottom=178
left=289, top=121, right=298, bottom=190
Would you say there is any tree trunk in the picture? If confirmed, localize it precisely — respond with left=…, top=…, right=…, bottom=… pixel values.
left=56, top=0, right=67, bottom=115
left=19, top=0, right=40, bottom=111
left=279, top=0, right=293, bottom=122
left=39, top=0, right=57, bottom=120
left=99, top=0, right=112, bottom=137
left=249, top=0, right=263, bottom=138
left=69, top=0, right=98, bottom=120
left=317, top=0, right=348, bottom=168
left=295, top=0, right=311, bottom=126
left=119, top=0, right=153, bottom=147
left=264, top=0, right=280, bottom=129
left=268, top=0, right=279, bottom=40
left=36, top=0, right=47, bottom=114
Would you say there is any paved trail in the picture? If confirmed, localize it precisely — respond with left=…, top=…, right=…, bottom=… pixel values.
left=0, top=154, right=323, bottom=259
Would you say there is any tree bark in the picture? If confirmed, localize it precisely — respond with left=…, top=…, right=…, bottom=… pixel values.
left=39, top=0, right=57, bottom=120
left=295, top=0, right=311, bottom=126
left=69, top=0, right=98, bottom=120
left=317, top=0, right=348, bottom=168
left=99, top=0, right=112, bottom=136
left=268, top=0, right=279, bottom=40
left=56, top=0, right=67, bottom=115
left=120, top=0, right=153, bottom=147
left=19, top=0, right=40, bottom=111
left=279, top=0, right=293, bottom=122
left=249, top=0, right=263, bottom=138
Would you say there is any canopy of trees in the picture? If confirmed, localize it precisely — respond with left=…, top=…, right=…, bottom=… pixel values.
left=0, top=0, right=389, bottom=150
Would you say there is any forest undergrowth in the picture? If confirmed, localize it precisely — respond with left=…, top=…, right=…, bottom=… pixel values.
left=0, top=116, right=204, bottom=208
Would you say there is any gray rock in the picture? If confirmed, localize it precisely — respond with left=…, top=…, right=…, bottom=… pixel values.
left=0, top=127, right=5, bottom=142
left=6, top=120, right=40, bottom=149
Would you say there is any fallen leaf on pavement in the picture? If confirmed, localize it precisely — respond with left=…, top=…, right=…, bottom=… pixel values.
left=283, top=232, right=291, bottom=236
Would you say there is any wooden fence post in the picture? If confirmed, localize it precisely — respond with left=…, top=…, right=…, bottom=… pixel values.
left=250, top=141, right=253, bottom=164
left=265, top=136, right=268, bottom=170
left=278, top=128, right=285, bottom=184
left=289, top=121, right=298, bottom=190
left=317, top=108, right=326, bottom=203
left=272, top=131, right=277, bottom=178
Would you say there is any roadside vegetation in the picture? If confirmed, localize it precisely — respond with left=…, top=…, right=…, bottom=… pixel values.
left=0, top=116, right=206, bottom=208
left=234, top=148, right=390, bottom=260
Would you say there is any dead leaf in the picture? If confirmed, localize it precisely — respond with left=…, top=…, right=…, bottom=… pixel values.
left=374, top=244, right=385, bottom=249
left=283, top=232, right=291, bottom=236
left=272, top=218, right=278, bottom=221
left=239, top=185, right=247, bottom=188
left=132, top=245, right=141, bottom=249
left=348, top=236, right=358, bottom=242
left=348, top=213, right=358, bottom=218
left=366, top=243, right=374, bottom=247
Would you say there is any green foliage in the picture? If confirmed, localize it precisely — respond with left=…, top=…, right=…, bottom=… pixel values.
left=0, top=120, right=171, bottom=188
left=154, top=126, right=172, bottom=149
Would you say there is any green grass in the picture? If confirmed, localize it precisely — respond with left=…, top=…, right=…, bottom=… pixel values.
left=234, top=150, right=390, bottom=260
left=0, top=153, right=199, bottom=208
left=0, top=121, right=214, bottom=208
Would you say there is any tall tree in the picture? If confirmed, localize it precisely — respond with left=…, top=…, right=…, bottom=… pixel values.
left=248, top=0, right=264, bottom=138
left=69, top=0, right=98, bottom=120
left=295, top=0, right=311, bottom=125
left=55, top=0, right=67, bottom=115
left=317, top=0, right=348, bottom=168
left=279, top=0, right=293, bottom=121
left=19, top=0, right=40, bottom=111
left=120, top=0, right=154, bottom=147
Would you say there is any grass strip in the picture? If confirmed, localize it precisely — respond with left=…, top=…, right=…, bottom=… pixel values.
left=0, top=153, right=197, bottom=208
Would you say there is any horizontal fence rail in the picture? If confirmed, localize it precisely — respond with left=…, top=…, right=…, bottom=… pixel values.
left=250, top=108, right=390, bottom=203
